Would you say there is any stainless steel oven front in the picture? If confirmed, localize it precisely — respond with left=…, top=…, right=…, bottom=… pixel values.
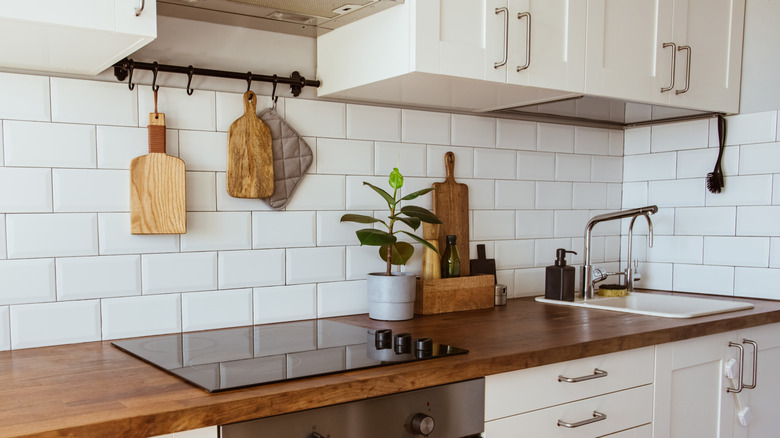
left=220, top=378, right=485, bottom=438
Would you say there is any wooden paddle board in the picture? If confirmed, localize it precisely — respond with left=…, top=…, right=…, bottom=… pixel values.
left=130, top=113, right=186, bottom=234
left=227, top=91, right=274, bottom=198
left=433, top=152, right=470, bottom=276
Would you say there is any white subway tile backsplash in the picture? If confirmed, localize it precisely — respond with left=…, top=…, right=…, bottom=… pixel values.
left=495, top=180, right=534, bottom=210
left=218, top=249, right=285, bottom=289
left=97, top=213, right=179, bottom=255
left=286, top=247, right=345, bottom=285
left=97, top=126, right=147, bottom=169
left=53, top=169, right=128, bottom=212
left=138, top=86, right=216, bottom=131
left=51, top=78, right=138, bottom=127
left=494, top=240, right=534, bottom=269
left=734, top=267, right=780, bottom=299
left=673, top=264, right=734, bottom=295
left=736, top=206, right=780, bottom=236
left=554, top=210, right=592, bottom=238
left=182, top=289, right=252, bottom=332
left=0, top=307, right=8, bottom=351
left=574, top=127, right=610, bottom=155
left=609, top=130, right=624, bottom=156
left=0, top=259, right=55, bottom=305
left=285, top=99, right=346, bottom=138
left=516, top=210, right=553, bottom=238
left=317, top=211, right=371, bottom=246
left=254, top=284, right=316, bottom=324
left=534, top=238, right=572, bottom=267
left=11, top=300, right=101, bottom=349
left=186, top=172, right=217, bottom=212
left=646, top=236, right=703, bottom=264
left=6, top=213, right=97, bottom=258
left=607, top=184, right=622, bottom=209
left=347, top=104, right=401, bottom=142
left=555, top=154, right=590, bottom=182
left=651, top=119, right=709, bottom=152
left=0, top=215, right=5, bottom=259
left=473, top=210, right=515, bottom=240
left=496, top=119, right=536, bottom=150
left=101, top=294, right=181, bottom=340
left=181, top=212, right=251, bottom=252
left=591, top=156, right=623, bottom=183
left=648, top=179, right=705, bottom=207
left=635, top=262, right=673, bottom=291
left=0, top=168, right=51, bottom=213
left=3, top=121, right=96, bottom=168
left=399, top=177, right=436, bottom=211
left=57, top=255, right=140, bottom=301
left=317, top=280, right=368, bottom=318
left=623, top=153, right=677, bottom=182
left=775, top=175, right=780, bottom=205
left=705, top=175, right=773, bottom=206
left=215, top=173, right=273, bottom=212
left=346, top=175, right=389, bottom=210
left=513, top=268, right=545, bottom=297
left=178, top=131, right=228, bottom=171
left=494, top=269, right=514, bottom=297
left=402, top=109, right=450, bottom=145
left=517, top=151, right=555, bottom=181
left=317, top=138, right=373, bottom=175
left=253, top=211, right=315, bottom=249
left=464, top=179, right=495, bottom=210
left=535, top=182, right=572, bottom=209
left=624, top=127, right=651, bottom=155
left=451, top=114, right=495, bottom=148
left=725, top=111, right=777, bottom=146
left=739, top=142, right=780, bottom=175
left=572, top=183, right=607, bottom=209
left=675, top=207, right=736, bottom=236
left=621, top=182, right=648, bottom=208
left=0, top=72, right=50, bottom=121
left=537, top=123, right=574, bottom=153
left=703, top=237, right=770, bottom=267
left=771, top=238, right=780, bottom=268
left=474, top=148, right=515, bottom=179
left=346, top=246, right=388, bottom=280
left=426, top=145, right=473, bottom=179
left=285, top=174, right=345, bottom=210
left=676, top=146, right=739, bottom=179
left=142, top=252, right=217, bottom=294
left=374, top=142, right=426, bottom=177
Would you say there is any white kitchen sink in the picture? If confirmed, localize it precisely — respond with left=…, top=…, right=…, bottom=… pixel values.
left=535, top=292, right=754, bottom=318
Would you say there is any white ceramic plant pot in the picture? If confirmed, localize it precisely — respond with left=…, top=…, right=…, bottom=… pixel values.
left=366, top=272, right=417, bottom=321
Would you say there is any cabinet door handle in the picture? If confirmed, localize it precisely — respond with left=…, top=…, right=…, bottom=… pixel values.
left=661, top=42, right=677, bottom=92
left=134, top=0, right=145, bottom=16
left=727, top=342, right=744, bottom=393
left=558, top=368, right=608, bottom=383
left=742, top=339, right=758, bottom=389
left=494, top=7, right=509, bottom=68
left=675, top=45, right=692, bottom=94
left=558, top=411, right=607, bottom=428
left=516, top=12, right=531, bottom=72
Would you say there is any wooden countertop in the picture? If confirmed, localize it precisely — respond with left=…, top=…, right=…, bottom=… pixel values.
left=3, top=292, right=780, bottom=438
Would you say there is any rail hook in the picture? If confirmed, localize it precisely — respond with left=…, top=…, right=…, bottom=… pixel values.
left=127, top=60, right=135, bottom=91
left=246, top=72, right=253, bottom=92
left=271, top=74, right=279, bottom=104
left=186, top=65, right=195, bottom=95
left=151, top=61, right=160, bottom=92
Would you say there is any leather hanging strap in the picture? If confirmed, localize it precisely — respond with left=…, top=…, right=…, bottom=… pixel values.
left=148, top=89, right=166, bottom=153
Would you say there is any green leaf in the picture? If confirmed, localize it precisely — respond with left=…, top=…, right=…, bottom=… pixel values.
left=400, top=205, right=442, bottom=224
left=379, top=241, right=414, bottom=265
left=356, top=228, right=396, bottom=246
left=388, top=167, right=404, bottom=190
left=399, top=187, right=434, bottom=202
left=363, top=182, right=396, bottom=207
left=390, top=215, right=421, bottom=231
left=340, top=214, right=382, bottom=224
left=399, top=231, right=440, bottom=255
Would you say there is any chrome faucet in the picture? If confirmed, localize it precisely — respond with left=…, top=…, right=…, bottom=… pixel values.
left=581, top=205, right=658, bottom=300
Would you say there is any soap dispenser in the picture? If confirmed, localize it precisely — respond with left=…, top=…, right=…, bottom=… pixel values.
left=545, top=248, right=577, bottom=301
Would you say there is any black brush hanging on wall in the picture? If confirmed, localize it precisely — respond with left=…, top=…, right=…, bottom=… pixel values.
left=706, top=114, right=727, bottom=193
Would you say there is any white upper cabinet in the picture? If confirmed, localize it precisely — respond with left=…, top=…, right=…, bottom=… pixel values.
left=585, top=0, right=744, bottom=113
left=0, top=0, right=157, bottom=75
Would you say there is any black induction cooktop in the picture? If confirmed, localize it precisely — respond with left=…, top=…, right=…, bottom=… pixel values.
left=112, top=319, right=468, bottom=393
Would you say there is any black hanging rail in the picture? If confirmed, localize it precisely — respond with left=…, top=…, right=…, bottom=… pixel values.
left=112, top=58, right=320, bottom=97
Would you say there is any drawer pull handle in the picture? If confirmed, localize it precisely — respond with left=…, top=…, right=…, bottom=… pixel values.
left=558, top=368, right=608, bottom=383
left=743, top=339, right=758, bottom=390
left=727, top=342, right=744, bottom=393
left=558, top=411, right=607, bottom=428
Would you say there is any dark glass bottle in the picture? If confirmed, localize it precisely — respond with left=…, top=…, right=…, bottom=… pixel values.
left=441, top=235, right=461, bottom=278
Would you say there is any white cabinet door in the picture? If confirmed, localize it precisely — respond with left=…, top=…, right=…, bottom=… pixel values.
left=653, top=332, right=736, bottom=438
left=732, top=323, right=780, bottom=438
left=668, top=0, right=745, bottom=113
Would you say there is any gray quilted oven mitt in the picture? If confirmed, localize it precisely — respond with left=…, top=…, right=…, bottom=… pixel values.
left=257, top=108, right=313, bottom=209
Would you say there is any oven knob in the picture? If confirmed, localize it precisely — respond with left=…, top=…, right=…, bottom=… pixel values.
left=375, top=329, right=393, bottom=349
left=394, top=332, right=412, bottom=354
left=415, top=337, right=433, bottom=352
left=411, top=413, right=435, bottom=436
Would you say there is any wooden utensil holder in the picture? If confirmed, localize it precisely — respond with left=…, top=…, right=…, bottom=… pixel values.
left=414, top=274, right=495, bottom=315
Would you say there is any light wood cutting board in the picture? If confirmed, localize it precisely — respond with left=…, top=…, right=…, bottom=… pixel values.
left=433, top=152, right=470, bottom=276
left=227, top=91, right=274, bottom=198
left=130, top=113, right=186, bottom=234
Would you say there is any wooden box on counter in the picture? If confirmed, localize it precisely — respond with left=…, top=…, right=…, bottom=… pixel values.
left=414, top=274, right=495, bottom=315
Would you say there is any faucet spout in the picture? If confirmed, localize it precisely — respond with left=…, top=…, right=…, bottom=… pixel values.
left=627, top=212, right=654, bottom=292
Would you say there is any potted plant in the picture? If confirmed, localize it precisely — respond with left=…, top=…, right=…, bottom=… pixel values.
left=341, top=168, right=442, bottom=320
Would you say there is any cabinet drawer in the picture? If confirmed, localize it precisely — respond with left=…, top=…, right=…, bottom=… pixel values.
left=484, top=384, right=653, bottom=438
left=485, top=346, right=653, bottom=420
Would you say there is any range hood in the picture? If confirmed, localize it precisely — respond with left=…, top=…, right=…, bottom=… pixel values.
left=157, top=0, right=405, bottom=37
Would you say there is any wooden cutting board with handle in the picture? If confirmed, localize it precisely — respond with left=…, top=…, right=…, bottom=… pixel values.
left=130, top=112, right=186, bottom=234
left=227, top=91, right=274, bottom=198
left=433, top=151, right=470, bottom=276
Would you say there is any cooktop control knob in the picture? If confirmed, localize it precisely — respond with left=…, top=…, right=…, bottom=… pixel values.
left=394, top=332, right=412, bottom=354
left=411, top=413, right=435, bottom=436
left=415, top=337, right=433, bottom=352
left=375, top=329, right=392, bottom=349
